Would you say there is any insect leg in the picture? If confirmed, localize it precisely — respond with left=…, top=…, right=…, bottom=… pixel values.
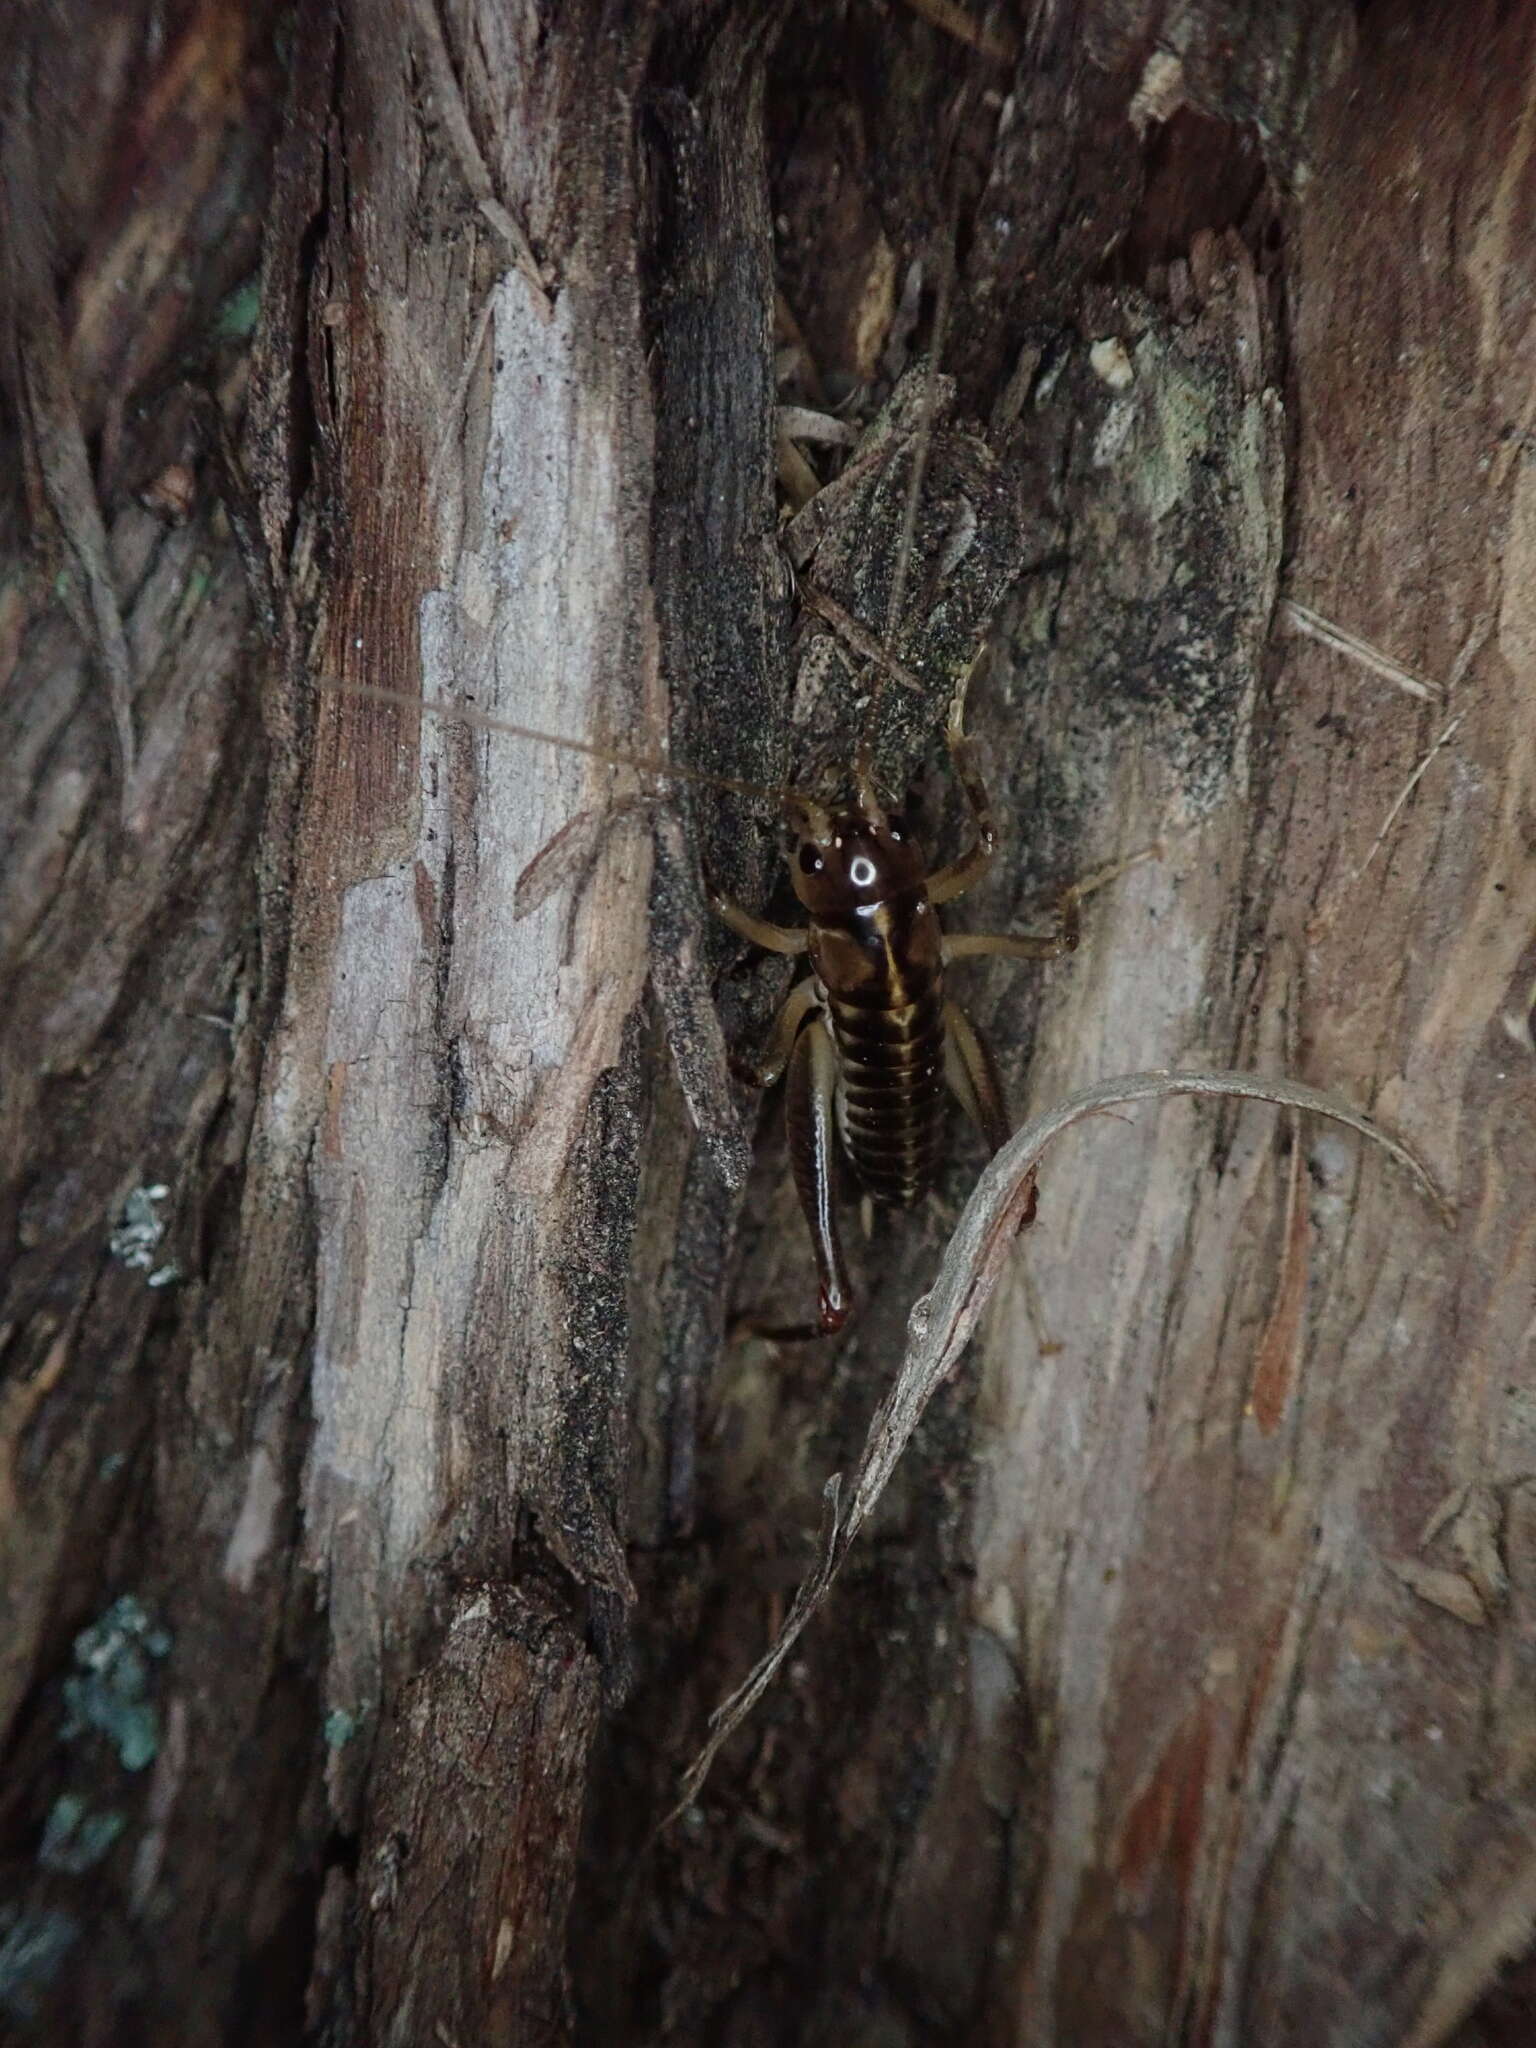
left=928, top=715, right=998, bottom=905
left=942, top=886, right=1081, bottom=961
left=712, top=892, right=810, bottom=955
left=735, top=977, right=822, bottom=1089
left=942, top=1000, right=1011, bottom=1154
left=785, top=1018, right=852, bottom=1334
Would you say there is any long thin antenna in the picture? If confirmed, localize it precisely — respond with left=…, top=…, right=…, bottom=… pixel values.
left=318, top=678, right=800, bottom=811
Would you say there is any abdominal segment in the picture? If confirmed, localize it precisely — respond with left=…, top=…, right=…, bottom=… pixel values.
left=829, top=987, right=947, bottom=1208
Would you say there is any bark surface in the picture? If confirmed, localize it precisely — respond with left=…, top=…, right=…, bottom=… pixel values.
left=0, top=3, right=1531, bottom=2046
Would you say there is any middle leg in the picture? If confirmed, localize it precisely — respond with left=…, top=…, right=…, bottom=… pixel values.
left=734, top=977, right=822, bottom=1089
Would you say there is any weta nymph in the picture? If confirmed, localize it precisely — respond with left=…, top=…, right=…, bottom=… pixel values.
left=715, top=710, right=1078, bottom=1334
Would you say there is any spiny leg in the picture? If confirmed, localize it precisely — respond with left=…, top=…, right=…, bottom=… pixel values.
left=943, top=1000, right=1040, bottom=1233
left=928, top=700, right=998, bottom=906
left=712, top=892, right=809, bottom=955
left=734, top=977, right=822, bottom=1089
left=785, top=1018, right=852, bottom=1335
left=943, top=1000, right=1012, bottom=1155
left=943, top=884, right=1081, bottom=962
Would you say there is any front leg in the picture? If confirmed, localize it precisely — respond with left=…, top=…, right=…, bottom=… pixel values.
left=713, top=891, right=809, bottom=955
left=927, top=718, right=998, bottom=906
left=942, top=886, right=1080, bottom=963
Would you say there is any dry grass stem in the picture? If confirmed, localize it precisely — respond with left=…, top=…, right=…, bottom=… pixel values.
left=799, top=586, right=927, bottom=693
left=1280, top=599, right=1445, bottom=701
left=1353, top=714, right=1464, bottom=888
left=675, top=1068, right=1449, bottom=1814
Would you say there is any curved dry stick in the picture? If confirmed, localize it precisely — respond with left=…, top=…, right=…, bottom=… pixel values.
left=674, top=1068, right=1449, bottom=1816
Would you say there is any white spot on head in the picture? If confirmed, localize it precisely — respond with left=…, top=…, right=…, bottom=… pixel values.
left=849, top=856, right=876, bottom=887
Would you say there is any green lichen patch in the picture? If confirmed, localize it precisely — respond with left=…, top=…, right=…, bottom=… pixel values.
left=0, top=1905, right=79, bottom=2024
left=37, top=1794, right=126, bottom=1875
left=61, top=1595, right=173, bottom=1774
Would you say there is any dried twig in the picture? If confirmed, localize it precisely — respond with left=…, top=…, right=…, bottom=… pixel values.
left=1353, top=714, right=1464, bottom=888
left=1310, top=713, right=1464, bottom=940
left=882, top=264, right=949, bottom=654
left=428, top=285, right=499, bottom=499
left=674, top=1068, right=1448, bottom=1814
left=777, top=406, right=860, bottom=447
left=648, top=811, right=755, bottom=1194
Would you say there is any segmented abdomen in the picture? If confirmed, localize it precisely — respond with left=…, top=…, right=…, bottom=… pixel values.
left=827, top=976, right=947, bottom=1208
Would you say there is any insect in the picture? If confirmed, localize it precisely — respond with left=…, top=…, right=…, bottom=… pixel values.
left=713, top=703, right=1078, bottom=1336
left=321, top=223, right=1077, bottom=1339
left=325, top=663, right=1079, bottom=1336
left=323, top=302, right=1084, bottom=1339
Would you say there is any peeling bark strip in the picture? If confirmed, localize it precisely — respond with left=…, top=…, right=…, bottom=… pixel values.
left=358, top=1583, right=601, bottom=2043
left=279, top=1, right=662, bottom=2035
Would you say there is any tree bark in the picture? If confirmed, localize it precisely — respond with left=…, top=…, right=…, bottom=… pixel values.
left=2, top=3, right=1533, bottom=2046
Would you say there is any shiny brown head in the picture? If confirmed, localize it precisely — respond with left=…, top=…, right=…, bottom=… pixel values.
left=785, top=794, right=928, bottom=917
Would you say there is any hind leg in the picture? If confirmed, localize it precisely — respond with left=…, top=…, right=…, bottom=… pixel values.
left=784, top=1020, right=852, bottom=1334
left=729, top=1016, right=853, bottom=1344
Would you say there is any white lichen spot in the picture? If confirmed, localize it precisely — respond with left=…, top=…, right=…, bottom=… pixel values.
left=492, top=1917, right=514, bottom=1980
left=1033, top=352, right=1068, bottom=410
left=1090, top=337, right=1135, bottom=391
left=1129, top=48, right=1186, bottom=135
left=108, top=1184, right=170, bottom=1273
left=1091, top=396, right=1138, bottom=467
left=975, top=1578, right=1021, bottom=1654
left=453, top=1590, right=493, bottom=1632
left=324, top=1707, right=360, bottom=1749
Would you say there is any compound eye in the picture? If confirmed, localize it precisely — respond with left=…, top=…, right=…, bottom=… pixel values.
left=798, top=844, right=824, bottom=875
left=887, top=813, right=907, bottom=842
left=849, top=855, right=876, bottom=888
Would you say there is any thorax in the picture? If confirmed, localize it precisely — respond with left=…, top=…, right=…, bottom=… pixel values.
left=808, top=887, right=943, bottom=1012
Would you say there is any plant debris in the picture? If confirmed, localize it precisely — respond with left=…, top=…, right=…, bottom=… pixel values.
left=675, top=1067, right=1448, bottom=1815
